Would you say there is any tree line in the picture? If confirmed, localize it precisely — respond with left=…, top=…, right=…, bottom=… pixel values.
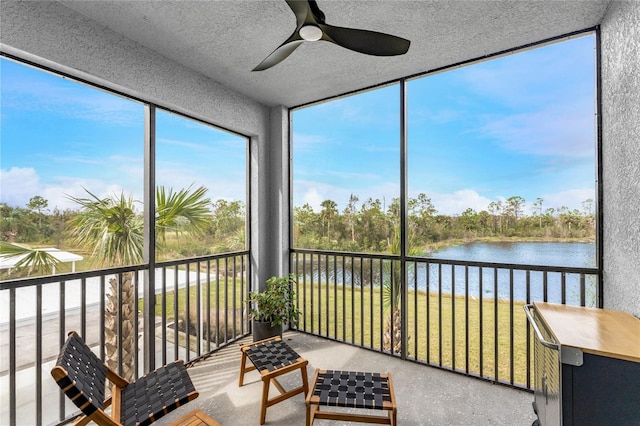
left=0, top=192, right=246, bottom=261
left=294, top=193, right=595, bottom=253
left=1, top=191, right=596, bottom=263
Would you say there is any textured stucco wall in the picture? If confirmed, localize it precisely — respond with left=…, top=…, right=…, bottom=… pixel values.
left=601, top=1, right=640, bottom=317
left=0, top=0, right=279, bottom=285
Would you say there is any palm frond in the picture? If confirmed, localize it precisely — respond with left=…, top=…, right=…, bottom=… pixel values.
left=156, top=185, right=211, bottom=241
left=68, top=188, right=143, bottom=267
left=0, top=242, right=62, bottom=276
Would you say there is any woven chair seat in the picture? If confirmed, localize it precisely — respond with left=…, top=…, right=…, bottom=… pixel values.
left=52, top=331, right=108, bottom=416
left=52, top=331, right=198, bottom=426
left=120, top=362, right=197, bottom=426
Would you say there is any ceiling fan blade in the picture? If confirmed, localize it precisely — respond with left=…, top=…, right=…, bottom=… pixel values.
left=320, top=24, right=410, bottom=56
left=285, top=0, right=314, bottom=26
left=253, top=35, right=304, bottom=71
left=253, top=0, right=411, bottom=70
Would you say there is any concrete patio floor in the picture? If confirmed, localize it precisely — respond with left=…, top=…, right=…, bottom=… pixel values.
left=158, top=331, right=537, bottom=425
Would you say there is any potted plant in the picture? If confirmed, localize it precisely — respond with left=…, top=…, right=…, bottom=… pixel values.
left=247, top=274, right=301, bottom=341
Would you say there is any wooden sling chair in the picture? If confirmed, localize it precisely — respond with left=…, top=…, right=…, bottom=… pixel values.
left=51, top=331, right=199, bottom=426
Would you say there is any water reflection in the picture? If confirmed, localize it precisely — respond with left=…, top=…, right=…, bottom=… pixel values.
left=294, top=242, right=597, bottom=306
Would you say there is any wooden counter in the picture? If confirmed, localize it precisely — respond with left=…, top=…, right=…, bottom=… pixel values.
left=534, top=302, right=640, bottom=363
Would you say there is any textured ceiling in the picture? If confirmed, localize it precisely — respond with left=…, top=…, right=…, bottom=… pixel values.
left=58, top=0, right=611, bottom=107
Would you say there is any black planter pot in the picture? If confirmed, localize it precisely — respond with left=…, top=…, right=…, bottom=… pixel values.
left=252, top=320, right=282, bottom=342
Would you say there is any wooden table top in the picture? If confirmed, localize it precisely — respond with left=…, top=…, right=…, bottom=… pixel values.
left=534, top=302, right=640, bottom=363
left=169, top=409, right=221, bottom=426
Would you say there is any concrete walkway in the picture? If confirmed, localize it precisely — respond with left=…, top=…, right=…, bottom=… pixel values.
left=158, top=332, right=537, bottom=425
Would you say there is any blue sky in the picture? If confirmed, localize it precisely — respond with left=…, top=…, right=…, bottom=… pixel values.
left=2, top=34, right=595, bottom=217
left=0, top=60, right=246, bottom=211
left=293, top=34, right=596, bottom=216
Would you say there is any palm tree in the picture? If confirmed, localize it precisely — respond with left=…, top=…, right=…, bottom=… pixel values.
left=382, top=226, right=421, bottom=354
left=320, top=199, right=338, bottom=238
left=69, top=185, right=210, bottom=380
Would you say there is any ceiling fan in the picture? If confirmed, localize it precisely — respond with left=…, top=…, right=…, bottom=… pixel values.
left=253, top=0, right=410, bottom=71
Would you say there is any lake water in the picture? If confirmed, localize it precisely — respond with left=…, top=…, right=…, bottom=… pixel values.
left=303, top=241, right=598, bottom=307
left=429, top=241, right=595, bottom=268
left=416, top=241, right=597, bottom=306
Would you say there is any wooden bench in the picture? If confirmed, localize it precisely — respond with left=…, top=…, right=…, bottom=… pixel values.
left=306, top=369, right=397, bottom=426
left=239, top=336, right=309, bottom=424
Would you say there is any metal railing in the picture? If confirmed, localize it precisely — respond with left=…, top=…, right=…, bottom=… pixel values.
left=290, top=248, right=599, bottom=391
left=0, top=251, right=250, bottom=426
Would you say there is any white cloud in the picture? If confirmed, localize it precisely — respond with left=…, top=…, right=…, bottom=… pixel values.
left=425, top=188, right=594, bottom=216
left=295, top=185, right=493, bottom=216
left=155, top=158, right=246, bottom=203
left=1, top=162, right=245, bottom=213
left=538, top=188, right=595, bottom=213
left=0, top=167, right=142, bottom=211
left=479, top=102, right=595, bottom=158
left=427, top=189, right=493, bottom=216
left=426, top=188, right=594, bottom=216
left=295, top=180, right=400, bottom=213
left=3, top=167, right=593, bottom=221
left=302, top=188, right=324, bottom=211
left=0, top=167, right=41, bottom=207
left=45, top=179, right=136, bottom=211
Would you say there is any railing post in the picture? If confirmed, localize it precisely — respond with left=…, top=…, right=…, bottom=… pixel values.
left=9, top=288, right=16, bottom=426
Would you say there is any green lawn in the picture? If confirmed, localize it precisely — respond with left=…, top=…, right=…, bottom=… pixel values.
left=140, top=278, right=531, bottom=386
left=296, top=283, right=531, bottom=386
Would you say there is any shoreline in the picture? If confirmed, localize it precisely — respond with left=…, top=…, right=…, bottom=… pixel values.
left=423, top=236, right=595, bottom=255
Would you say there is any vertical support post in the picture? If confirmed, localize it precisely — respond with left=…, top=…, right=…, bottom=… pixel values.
left=143, top=104, right=157, bottom=372
left=399, top=79, right=408, bottom=359
left=594, top=27, right=604, bottom=308
left=60, top=282, right=66, bottom=416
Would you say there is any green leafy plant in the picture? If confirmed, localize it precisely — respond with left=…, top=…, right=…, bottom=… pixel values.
left=247, top=274, right=300, bottom=327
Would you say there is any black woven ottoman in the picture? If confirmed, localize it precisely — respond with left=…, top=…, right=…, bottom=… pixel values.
left=238, top=336, right=309, bottom=424
left=306, top=369, right=397, bottom=426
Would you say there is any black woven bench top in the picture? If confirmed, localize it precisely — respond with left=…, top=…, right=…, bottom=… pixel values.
left=244, top=338, right=304, bottom=372
left=310, top=370, right=394, bottom=410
